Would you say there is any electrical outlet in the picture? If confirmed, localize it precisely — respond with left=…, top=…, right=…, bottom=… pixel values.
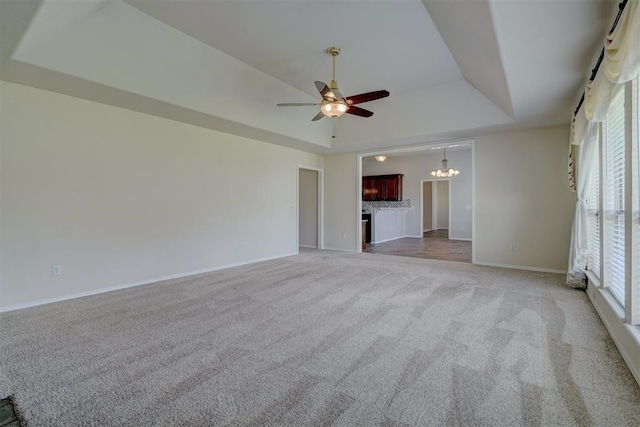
left=52, top=265, right=61, bottom=276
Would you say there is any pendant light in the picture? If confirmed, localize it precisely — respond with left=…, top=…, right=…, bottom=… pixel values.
left=431, top=148, right=460, bottom=177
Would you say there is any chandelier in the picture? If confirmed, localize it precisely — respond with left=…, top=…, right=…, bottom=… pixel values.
left=431, top=148, right=460, bottom=177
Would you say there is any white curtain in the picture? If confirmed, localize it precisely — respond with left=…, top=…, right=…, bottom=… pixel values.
left=584, top=71, right=614, bottom=121
left=570, top=104, right=588, bottom=146
left=567, top=122, right=599, bottom=288
left=577, top=0, right=640, bottom=125
left=604, top=0, right=640, bottom=83
left=567, top=0, right=640, bottom=287
left=568, top=105, right=588, bottom=191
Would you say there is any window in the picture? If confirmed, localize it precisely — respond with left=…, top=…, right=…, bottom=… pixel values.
left=632, top=74, right=640, bottom=323
left=603, top=86, right=625, bottom=305
left=588, top=142, right=600, bottom=279
left=585, top=73, right=640, bottom=325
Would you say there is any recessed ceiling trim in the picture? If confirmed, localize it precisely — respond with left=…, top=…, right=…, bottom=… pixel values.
left=0, top=0, right=42, bottom=59
left=422, top=0, right=515, bottom=118
left=1, top=60, right=334, bottom=154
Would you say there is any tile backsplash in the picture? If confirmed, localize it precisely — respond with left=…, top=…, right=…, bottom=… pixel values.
left=363, top=199, right=412, bottom=209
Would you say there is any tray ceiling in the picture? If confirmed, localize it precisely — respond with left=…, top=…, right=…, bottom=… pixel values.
left=1, top=0, right=614, bottom=153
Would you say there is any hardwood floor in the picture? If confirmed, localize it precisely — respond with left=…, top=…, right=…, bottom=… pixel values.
left=365, top=229, right=472, bottom=263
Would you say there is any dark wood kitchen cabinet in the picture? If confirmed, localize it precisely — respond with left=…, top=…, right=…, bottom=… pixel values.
left=362, top=176, right=384, bottom=201
left=384, top=175, right=402, bottom=201
left=362, top=174, right=403, bottom=201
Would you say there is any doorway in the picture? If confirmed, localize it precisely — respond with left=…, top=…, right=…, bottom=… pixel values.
left=298, top=167, right=323, bottom=250
left=422, top=180, right=450, bottom=232
left=433, top=180, right=449, bottom=231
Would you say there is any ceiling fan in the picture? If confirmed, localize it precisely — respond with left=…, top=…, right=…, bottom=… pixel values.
left=277, top=46, right=390, bottom=133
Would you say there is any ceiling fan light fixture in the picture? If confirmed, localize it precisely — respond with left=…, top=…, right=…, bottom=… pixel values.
left=374, top=155, right=387, bottom=162
left=321, top=100, right=348, bottom=118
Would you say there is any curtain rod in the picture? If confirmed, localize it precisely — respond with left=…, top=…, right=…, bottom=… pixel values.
left=573, top=0, right=628, bottom=116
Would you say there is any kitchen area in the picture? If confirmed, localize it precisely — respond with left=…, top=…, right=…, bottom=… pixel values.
left=361, top=172, right=412, bottom=250
left=360, top=147, right=473, bottom=256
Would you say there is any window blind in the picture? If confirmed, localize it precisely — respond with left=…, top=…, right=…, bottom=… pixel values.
left=633, top=74, right=640, bottom=323
left=588, top=144, right=600, bottom=278
left=604, top=87, right=625, bottom=306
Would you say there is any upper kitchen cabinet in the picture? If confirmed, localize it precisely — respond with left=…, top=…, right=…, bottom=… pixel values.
left=383, top=174, right=402, bottom=201
left=363, top=176, right=384, bottom=201
left=363, top=174, right=403, bottom=201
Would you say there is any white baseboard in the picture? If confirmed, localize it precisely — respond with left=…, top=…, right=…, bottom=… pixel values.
left=298, top=244, right=318, bottom=249
left=586, top=283, right=640, bottom=387
left=372, top=235, right=409, bottom=244
left=323, top=247, right=357, bottom=252
left=373, top=234, right=471, bottom=243
left=0, top=252, right=298, bottom=313
left=405, top=234, right=471, bottom=242
left=473, top=261, right=566, bottom=274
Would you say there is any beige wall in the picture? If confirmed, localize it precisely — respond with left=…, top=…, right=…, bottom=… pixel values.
left=435, top=180, right=449, bottom=229
left=445, top=150, right=473, bottom=240
left=1, top=81, right=575, bottom=310
left=326, top=125, right=574, bottom=272
left=474, top=125, right=574, bottom=272
left=298, top=168, right=318, bottom=248
left=422, top=182, right=432, bottom=231
left=324, top=153, right=358, bottom=251
left=0, top=82, right=323, bottom=309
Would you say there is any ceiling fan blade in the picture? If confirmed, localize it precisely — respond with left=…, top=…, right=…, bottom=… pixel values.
left=314, top=81, right=331, bottom=98
left=311, top=111, right=325, bottom=121
left=313, top=81, right=343, bottom=101
left=277, top=103, right=320, bottom=107
left=346, top=90, right=390, bottom=105
left=346, top=106, right=374, bottom=118
left=330, top=88, right=344, bottom=100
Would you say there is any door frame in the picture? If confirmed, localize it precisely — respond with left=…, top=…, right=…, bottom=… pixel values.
left=297, top=165, right=324, bottom=251
left=420, top=178, right=452, bottom=235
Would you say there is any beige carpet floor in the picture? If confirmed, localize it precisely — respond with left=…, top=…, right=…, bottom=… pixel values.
left=1, top=251, right=638, bottom=426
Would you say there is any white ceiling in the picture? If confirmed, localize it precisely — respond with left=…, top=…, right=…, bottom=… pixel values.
left=1, top=0, right=615, bottom=154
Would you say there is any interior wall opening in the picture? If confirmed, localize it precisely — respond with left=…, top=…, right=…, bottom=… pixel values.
left=359, top=141, right=474, bottom=263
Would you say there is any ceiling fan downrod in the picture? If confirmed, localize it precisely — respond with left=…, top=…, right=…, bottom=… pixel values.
left=327, top=46, right=340, bottom=90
